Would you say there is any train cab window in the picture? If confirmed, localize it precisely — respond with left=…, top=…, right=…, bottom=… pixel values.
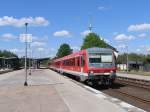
left=89, top=53, right=112, bottom=63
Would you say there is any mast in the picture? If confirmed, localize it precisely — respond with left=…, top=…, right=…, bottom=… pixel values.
left=88, top=14, right=93, bottom=32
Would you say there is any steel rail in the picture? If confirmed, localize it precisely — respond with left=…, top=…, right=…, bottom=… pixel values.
left=112, top=89, right=150, bottom=105
left=116, top=77, right=150, bottom=90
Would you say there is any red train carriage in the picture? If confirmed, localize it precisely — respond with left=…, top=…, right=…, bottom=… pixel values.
left=49, top=47, right=118, bottom=85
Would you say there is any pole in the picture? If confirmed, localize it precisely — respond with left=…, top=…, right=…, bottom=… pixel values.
left=88, top=14, right=93, bottom=32
left=24, top=23, right=28, bottom=86
left=126, top=45, right=129, bottom=72
left=3, top=57, right=5, bottom=70
left=31, top=50, right=34, bottom=71
left=29, top=43, right=31, bottom=75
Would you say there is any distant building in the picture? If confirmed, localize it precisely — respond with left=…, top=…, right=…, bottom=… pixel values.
left=117, top=61, right=144, bottom=71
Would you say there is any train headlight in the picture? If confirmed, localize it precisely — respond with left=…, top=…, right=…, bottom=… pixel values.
left=110, top=70, right=113, bottom=73
left=90, top=71, right=94, bottom=74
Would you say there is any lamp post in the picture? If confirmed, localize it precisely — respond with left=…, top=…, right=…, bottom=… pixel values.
left=24, top=22, right=28, bottom=86
left=29, top=43, right=31, bottom=75
left=126, top=45, right=129, bottom=72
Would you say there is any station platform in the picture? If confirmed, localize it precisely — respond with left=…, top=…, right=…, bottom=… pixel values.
left=0, top=69, right=146, bottom=112
left=117, top=72, right=150, bottom=81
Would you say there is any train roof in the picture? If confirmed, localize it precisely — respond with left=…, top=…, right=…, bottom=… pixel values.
left=53, top=49, right=86, bottom=62
left=86, top=47, right=113, bottom=53
left=53, top=47, right=114, bottom=62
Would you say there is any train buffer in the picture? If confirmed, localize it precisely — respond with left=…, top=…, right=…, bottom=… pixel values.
left=0, top=69, right=146, bottom=112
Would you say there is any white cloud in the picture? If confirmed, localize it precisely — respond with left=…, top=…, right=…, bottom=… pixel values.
left=1, top=33, right=17, bottom=41
left=50, top=48, right=56, bottom=52
left=71, top=46, right=80, bottom=52
left=81, top=30, right=91, bottom=36
left=117, top=44, right=127, bottom=49
left=136, top=49, right=141, bottom=52
left=138, top=33, right=146, bottom=38
left=0, top=16, right=49, bottom=27
left=114, top=34, right=135, bottom=41
left=147, top=48, right=150, bottom=52
left=140, top=45, right=150, bottom=52
left=140, top=45, right=147, bottom=48
left=128, top=23, right=150, bottom=32
left=10, top=48, right=19, bottom=53
left=38, top=47, right=44, bottom=51
left=53, top=30, right=71, bottom=37
left=32, top=36, right=38, bottom=41
left=104, top=38, right=110, bottom=43
left=97, top=6, right=108, bottom=11
left=9, top=48, right=25, bottom=57
left=31, top=41, right=46, bottom=47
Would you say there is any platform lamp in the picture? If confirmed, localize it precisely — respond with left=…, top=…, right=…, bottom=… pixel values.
left=126, top=45, right=129, bottom=72
left=29, top=43, right=31, bottom=75
left=24, top=22, right=28, bottom=86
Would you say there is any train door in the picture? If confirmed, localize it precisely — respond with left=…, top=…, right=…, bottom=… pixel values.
left=80, top=55, right=85, bottom=81
left=81, top=55, right=84, bottom=72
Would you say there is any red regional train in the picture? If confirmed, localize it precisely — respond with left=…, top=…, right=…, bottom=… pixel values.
left=49, top=47, right=118, bottom=85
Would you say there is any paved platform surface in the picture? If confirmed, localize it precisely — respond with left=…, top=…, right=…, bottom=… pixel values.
left=117, top=72, right=150, bottom=81
left=0, top=69, right=146, bottom=112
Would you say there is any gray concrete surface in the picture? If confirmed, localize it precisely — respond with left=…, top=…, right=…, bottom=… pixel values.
left=0, top=69, right=69, bottom=112
left=0, top=69, right=139, bottom=112
left=117, top=72, right=150, bottom=81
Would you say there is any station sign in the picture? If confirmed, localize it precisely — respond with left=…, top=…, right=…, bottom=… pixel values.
left=89, top=54, right=101, bottom=58
left=19, top=34, right=32, bottom=43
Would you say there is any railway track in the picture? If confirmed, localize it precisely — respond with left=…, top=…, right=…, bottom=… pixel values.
left=111, top=88, right=150, bottom=105
left=104, top=77, right=150, bottom=111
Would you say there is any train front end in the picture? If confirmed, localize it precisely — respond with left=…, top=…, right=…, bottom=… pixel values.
left=86, top=48, right=117, bottom=85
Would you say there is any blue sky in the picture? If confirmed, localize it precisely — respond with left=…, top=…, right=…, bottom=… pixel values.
left=0, top=0, right=150, bottom=58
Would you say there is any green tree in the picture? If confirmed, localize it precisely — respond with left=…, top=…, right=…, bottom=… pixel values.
left=0, top=50, right=17, bottom=57
left=128, top=53, right=145, bottom=62
left=56, top=43, right=72, bottom=58
left=117, top=53, right=150, bottom=64
left=145, top=55, right=150, bottom=63
left=81, top=33, right=108, bottom=50
left=117, top=53, right=127, bottom=64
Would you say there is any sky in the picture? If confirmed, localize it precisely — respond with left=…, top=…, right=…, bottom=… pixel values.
left=0, top=0, right=150, bottom=58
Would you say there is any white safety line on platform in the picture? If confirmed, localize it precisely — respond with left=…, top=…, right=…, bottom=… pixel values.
left=95, top=94, right=107, bottom=99
left=84, top=85, right=103, bottom=94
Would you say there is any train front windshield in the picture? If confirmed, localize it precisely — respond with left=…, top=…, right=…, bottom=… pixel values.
left=88, top=53, right=114, bottom=68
